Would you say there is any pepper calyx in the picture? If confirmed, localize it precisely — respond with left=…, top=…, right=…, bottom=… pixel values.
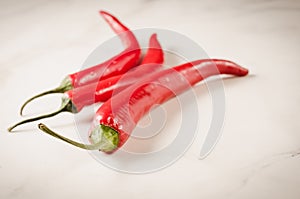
left=89, top=125, right=119, bottom=152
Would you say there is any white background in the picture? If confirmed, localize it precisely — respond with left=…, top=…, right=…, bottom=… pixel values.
left=0, top=0, right=299, bottom=198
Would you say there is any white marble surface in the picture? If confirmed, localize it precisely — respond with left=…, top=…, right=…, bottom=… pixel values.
left=1, top=0, right=300, bottom=198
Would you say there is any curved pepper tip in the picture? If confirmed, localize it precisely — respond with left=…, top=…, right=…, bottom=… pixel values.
left=239, top=65, right=249, bottom=76
left=99, top=10, right=116, bottom=21
left=99, top=10, right=107, bottom=15
left=150, top=33, right=157, bottom=39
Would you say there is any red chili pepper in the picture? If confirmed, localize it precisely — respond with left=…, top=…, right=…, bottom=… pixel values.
left=38, top=59, right=248, bottom=152
left=8, top=34, right=164, bottom=132
left=19, top=10, right=141, bottom=116
left=67, top=33, right=164, bottom=112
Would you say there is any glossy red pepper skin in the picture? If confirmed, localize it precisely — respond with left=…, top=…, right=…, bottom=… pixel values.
left=19, top=10, right=141, bottom=116
left=37, top=59, right=248, bottom=152
left=140, top=34, right=164, bottom=65
left=69, top=11, right=141, bottom=87
left=93, top=59, right=249, bottom=148
left=8, top=34, right=163, bottom=132
left=66, top=34, right=164, bottom=112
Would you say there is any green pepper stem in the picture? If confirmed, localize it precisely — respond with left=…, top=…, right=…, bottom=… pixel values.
left=20, top=76, right=73, bottom=116
left=20, top=88, right=64, bottom=116
left=38, top=123, right=104, bottom=150
left=9, top=107, right=65, bottom=132
left=8, top=99, right=77, bottom=132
